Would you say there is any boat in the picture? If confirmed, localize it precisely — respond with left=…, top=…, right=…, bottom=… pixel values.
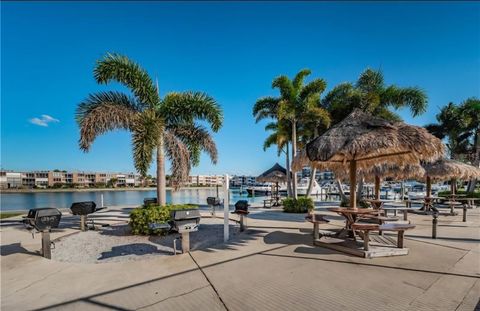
left=407, top=184, right=427, bottom=200
left=296, top=178, right=324, bottom=196
left=246, top=184, right=272, bottom=196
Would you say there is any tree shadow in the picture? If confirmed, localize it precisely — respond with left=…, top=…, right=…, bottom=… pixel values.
left=1, top=242, right=39, bottom=256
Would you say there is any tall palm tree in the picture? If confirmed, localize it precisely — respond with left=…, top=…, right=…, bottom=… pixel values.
left=76, top=53, right=223, bottom=205
left=322, top=68, right=428, bottom=201
left=254, top=69, right=330, bottom=198
left=262, top=120, right=293, bottom=196
left=323, top=68, right=427, bottom=124
left=426, top=98, right=480, bottom=192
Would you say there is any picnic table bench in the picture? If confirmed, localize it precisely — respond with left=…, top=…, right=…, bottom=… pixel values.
left=305, top=213, right=330, bottom=239
left=382, top=207, right=410, bottom=221
left=351, top=223, right=416, bottom=251
left=263, top=197, right=280, bottom=208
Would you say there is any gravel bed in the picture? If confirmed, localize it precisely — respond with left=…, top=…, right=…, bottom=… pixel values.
left=52, top=218, right=240, bottom=264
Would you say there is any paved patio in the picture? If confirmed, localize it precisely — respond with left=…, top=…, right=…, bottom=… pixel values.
left=1, top=203, right=479, bottom=310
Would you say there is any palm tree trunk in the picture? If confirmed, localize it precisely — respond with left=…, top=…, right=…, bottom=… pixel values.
left=157, top=134, right=167, bottom=206
left=467, top=128, right=479, bottom=192
left=306, top=166, right=317, bottom=196
left=291, top=119, right=298, bottom=199
left=285, top=143, right=292, bottom=197
left=336, top=178, right=347, bottom=202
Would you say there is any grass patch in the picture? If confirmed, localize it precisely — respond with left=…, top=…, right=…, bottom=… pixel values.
left=437, top=190, right=480, bottom=198
left=0, top=211, right=25, bottom=219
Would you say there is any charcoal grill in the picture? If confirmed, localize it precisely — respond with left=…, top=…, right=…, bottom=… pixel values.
left=232, top=200, right=249, bottom=232
left=143, top=197, right=158, bottom=206
left=170, top=209, right=201, bottom=253
left=207, top=197, right=221, bottom=216
left=22, top=208, right=62, bottom=259
left=70, top=201, right=105, bottom=231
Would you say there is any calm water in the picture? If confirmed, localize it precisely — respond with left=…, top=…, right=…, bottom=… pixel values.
left=0, top=189, right=267, bottom=211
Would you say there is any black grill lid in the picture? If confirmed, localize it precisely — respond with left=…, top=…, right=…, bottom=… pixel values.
left=171, top=209, right=201, bottom=220
left=207, top=197, right=221, bottom=206
left=70, top=201, right=97, bottom=215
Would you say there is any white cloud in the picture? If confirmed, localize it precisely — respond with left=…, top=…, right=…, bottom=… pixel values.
left=29, top=114, right=60, bottom=127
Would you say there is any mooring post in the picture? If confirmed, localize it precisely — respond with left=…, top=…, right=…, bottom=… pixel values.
left=41, top=230, right=51, bottom=259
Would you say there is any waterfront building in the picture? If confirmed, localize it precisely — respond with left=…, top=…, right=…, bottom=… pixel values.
left=187, top=175, right=225, bottom=186
left=0, top=170, right=142, bottom=189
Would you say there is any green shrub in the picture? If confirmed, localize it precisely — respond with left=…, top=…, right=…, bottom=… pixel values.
left=129, top=204, right=198, bottom=235
left=437, top=190, right=480, bottom=199
left=282, top=197, right=314, bottom=213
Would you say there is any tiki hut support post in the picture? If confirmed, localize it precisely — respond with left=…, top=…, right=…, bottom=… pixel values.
left=426, top=176, right=432, bottom=197
left=350, top=160, right=357, bottom=209
left=451, top=178, right=456, bottom=195
left=374, top=175, right=381, bottom=200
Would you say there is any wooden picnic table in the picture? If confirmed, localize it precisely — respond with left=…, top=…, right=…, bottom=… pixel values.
left=327, top=207, right=381, bottom=238
left=456, top=197, right=479, bottom=208
left=439, top=200, right=463, bottom=215
left=382, top=207, right=410, bottom=221
left=363, top=199, right=393, bottom=210
left=421, top=196, right=442, bottom=211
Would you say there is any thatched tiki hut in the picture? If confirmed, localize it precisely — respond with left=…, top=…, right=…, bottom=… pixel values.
left=422, top=159, right=480, bottom=196
left=302, top=109, right=445, bottom=209
left=257, top=163, right=288, bottom=203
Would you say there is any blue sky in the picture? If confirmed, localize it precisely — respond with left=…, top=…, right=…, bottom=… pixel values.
left=1, top=1, right=479, bottom=176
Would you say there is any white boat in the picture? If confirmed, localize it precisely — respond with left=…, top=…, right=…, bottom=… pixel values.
left=296, top=178, right=323, bottom=196
left=246, top=184, right=272, bottom=196
left=408, top=184, right=427, bottom=200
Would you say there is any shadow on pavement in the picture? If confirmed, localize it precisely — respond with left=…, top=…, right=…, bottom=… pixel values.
left=1, top=242, right=39, bottom=257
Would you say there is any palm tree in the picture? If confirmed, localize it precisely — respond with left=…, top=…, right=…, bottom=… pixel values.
left=323, top=68, right=427, bottom=124
left=426, top=98, right=480, bottom=192
left=322, top=68, right=428, bottom=201
left=254, top=69, right=330, bottom=198
left=262, top=120, right=293, bottom=196
left=76, top=53, right=223, bottom=205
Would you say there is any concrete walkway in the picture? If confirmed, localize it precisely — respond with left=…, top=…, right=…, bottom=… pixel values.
left=1, top=204, right=479, bottom=310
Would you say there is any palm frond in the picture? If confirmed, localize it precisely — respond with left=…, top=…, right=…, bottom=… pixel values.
left=171, top=123, right=218, bottom=166
left=161, top=92, right=223, bottom=132
left=164, top=130, right=190, bottom=188
left=356, top=68, right=384, bottom=93
left=300, top=78, right=327, bottom=101
left=94, top=53, right=159, bottom=106
left=253, top=96, right=280, bottom=122
left=382, top=85, right=427, bottom=116
left=264, top=122, right=278, bottom=132
left=132, top=109, right=163, bottom=176
left=76, top=91, right=140, bottom=151
left=292, top=69, right=311, bottom=89
left=272, top=75, right=293, bottom=99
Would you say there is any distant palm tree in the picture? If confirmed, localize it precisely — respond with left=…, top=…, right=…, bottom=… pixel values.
left=426, top=98, right=480, bottom=192
left=323, top=68, right=428, bottom=124
left=76, top=53, right=223, bottom=205
left=262, top=120, right=293, bottom=196
left=254, top=69, right=330, bottom=198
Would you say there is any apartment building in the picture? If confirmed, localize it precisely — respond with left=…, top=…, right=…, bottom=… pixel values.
left=230, top=175, right=256, bottom=187
left=187, top=175, right=225, bottom=187
left=0, top=170, right=142, bottom=189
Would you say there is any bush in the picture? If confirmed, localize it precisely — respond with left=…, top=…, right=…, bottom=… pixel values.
left=129, top=204, right=198, bottom=235
left=282, top=197, right=314, bottom=213
left=437, top=190, right=480, bottom=199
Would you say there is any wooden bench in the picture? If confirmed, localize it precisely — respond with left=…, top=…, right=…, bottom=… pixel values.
left=383, top=207, right=410, bottom=221
left=305, top=214, right=330, bottom=239
left=351, top=223, right=416, bottom=251
left=263, top=199, right=275, bottom=208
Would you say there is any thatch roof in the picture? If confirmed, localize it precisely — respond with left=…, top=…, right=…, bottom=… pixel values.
left=303, top=109, right=445, bottom=171
left=337, top=163, right=426, bottom=182
left=423, top=159, right=480, bottom=181
left=256, top=163, right=288, bottom=183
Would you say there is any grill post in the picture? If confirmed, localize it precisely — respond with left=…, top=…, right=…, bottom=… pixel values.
left=41, top=230, right=51, bottom=259
left=223, top=174, right=230, bottom=242
left=432, top=212, right=438, bottom=239
left=80, top=215, right=87, bottom=231
left=239, top=214, right=245, bottom=232
left=462, top=204, right=467, bottom=222
left=181, top=232, right=190, bottom=253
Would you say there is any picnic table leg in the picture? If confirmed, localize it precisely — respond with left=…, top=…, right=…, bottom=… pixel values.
left=397, top=231, right=404, bottom=248
left=403, top=210, right=408, bottom=221
left=314, top=222, right=319, bottom=240
left=363, top=230, right=369, bottom=251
